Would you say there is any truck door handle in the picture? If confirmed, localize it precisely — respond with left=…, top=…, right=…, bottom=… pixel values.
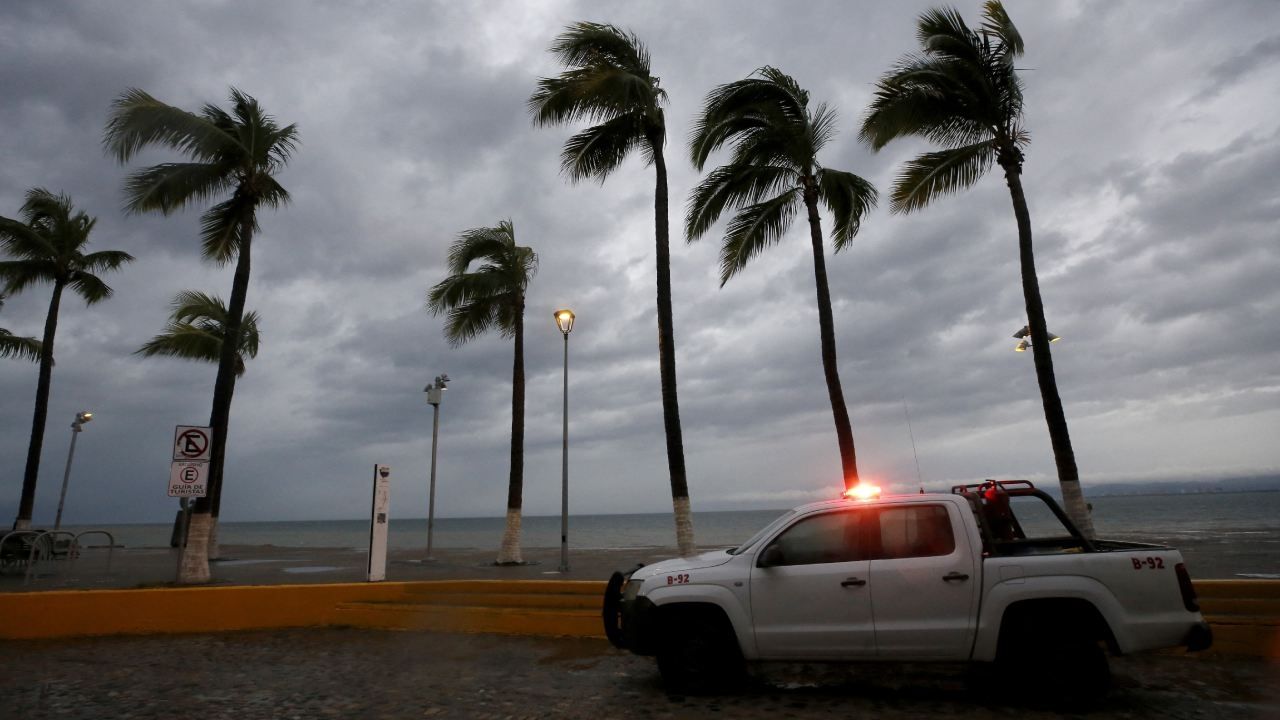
left=942, top=572, right=969, bottom=582
left=841, top=577, right=867, bottom=587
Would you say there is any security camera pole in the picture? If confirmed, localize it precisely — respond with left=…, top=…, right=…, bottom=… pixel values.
left=53, top=411, right=93, bottom=531
left=424, top=374, right=449, bottom=560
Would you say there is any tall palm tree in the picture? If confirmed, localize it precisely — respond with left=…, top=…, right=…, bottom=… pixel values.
left=530, top=22, right=696, bottom=555
left=687, top=67, right=878, bottom=490
left=0, top=295, right=41, bottom=362
left=105, top=87, right=298, bottom=580
left=427, top=220, right=537, bottom=565
left=859, top=1, right=1094, bottom=536
left=137, top=290, right=261, bottom=558
left=0, top=188, right=134, bottom=529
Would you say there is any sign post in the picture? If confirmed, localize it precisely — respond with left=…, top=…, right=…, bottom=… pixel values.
left=367, top=465, right=392, bottom=582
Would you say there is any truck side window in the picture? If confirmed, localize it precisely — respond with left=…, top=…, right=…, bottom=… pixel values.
left=877, top=505, right=955, bottom=559
left=763, top=510, right=863, bottom=566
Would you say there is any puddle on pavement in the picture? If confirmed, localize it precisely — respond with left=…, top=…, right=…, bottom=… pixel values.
left=282, top=566, right=346, bottom=574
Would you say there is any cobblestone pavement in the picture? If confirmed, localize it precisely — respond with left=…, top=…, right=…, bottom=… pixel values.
left=4, top=629, right=1276, bottom=719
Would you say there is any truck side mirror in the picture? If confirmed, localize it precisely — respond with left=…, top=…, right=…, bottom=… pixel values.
left=758, top=544, right=785, bottom=568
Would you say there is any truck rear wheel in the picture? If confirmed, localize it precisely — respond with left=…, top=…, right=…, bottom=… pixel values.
left=997, top=609, right=1112, bottom=706
left=655, top=609, right=744, bottom=694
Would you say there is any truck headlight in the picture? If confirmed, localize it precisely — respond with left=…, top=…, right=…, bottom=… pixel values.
left=623, top=576, right=644, bottom=602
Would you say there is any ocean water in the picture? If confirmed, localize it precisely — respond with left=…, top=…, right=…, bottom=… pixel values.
left=64, top=491, right=1280, bottom=563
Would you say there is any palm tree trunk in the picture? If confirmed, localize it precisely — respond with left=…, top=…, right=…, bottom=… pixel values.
left=13, top=283, right=64, bottom=529
left=803, top=186, right=859, bottom=489
left=1002, top=161, right=1096, bottom=539
left=179, top=221, right=251, bottom=582
left=497, top=297, right=525, bottom=565
left=652, top=140, right=695, bottom=556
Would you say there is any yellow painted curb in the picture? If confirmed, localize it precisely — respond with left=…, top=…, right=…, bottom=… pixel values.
left=1, top=578, right=1276, bottom=658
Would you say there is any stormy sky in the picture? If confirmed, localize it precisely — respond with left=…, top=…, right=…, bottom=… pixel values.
left=1, top=0, right=1277, bottom=527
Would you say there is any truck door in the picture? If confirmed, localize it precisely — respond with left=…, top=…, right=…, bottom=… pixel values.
left=750, top=508, right=875, bottom=659
left=868, top=502, right=980, bottom=659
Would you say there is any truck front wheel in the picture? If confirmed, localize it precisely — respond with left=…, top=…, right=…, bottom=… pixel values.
left=655, top=608, right=744, bottom=694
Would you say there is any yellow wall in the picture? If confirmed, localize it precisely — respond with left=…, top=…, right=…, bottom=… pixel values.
left=1, top=579, right=1274, bottom=658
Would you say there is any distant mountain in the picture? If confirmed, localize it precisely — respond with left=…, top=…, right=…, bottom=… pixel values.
left=1085, top=474, right=1280, bottom=497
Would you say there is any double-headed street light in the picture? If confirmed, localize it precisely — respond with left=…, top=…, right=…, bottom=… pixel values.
left=554, top=309, right=575, bottom=573
left=1013, top=325, right=1061, bottom=352
left=54, top=411, right=93, bottom=531
left=424, top=373, right=450, bottom=560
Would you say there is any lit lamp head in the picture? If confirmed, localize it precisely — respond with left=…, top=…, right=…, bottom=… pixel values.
left=1012, top=325, right=1061, bottom=352
left=73, top=411, right=93, bottom=430
left=554, top=308, right=576, bottom=335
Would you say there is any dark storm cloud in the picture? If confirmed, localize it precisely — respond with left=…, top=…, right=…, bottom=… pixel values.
left=2, top=1, right=1278, bottom=526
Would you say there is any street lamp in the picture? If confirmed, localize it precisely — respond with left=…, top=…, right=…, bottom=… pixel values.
left=554, top=308, right=575, bottom=573
left=1013, top=325, right=1061, bottom=352
left=54, top=411, right=93, bottom=531
left=424, top=373, right=450, bottom=560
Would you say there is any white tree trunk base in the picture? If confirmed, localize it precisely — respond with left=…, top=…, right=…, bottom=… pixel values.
left=207, top=519, right=220, bottom=560
left=674, top=496, right=696, bottom=556
left=12, top=517, right=31, bottom=531
left=180, top=512, right=212, bottom=584
left=1060, top=481, right=1097, bottom=539
left=495, top=509, right=523, bottom=565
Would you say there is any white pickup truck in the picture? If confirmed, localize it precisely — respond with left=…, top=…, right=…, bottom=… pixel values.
left=603, top=480, right=1212, bottom=696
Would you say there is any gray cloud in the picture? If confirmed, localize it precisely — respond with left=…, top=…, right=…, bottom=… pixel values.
left=2, top=1, right=1278, bottom=528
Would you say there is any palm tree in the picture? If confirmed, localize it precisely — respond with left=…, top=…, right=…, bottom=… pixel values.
left=137, top=290, right=261, bottom=557
left=687, top=67, right=878, bottom=490
left=427, top=220, right=537, bottom=565
left=0, top=188, right=134, bottom=529
left=529, top=22, right=696, bottom=555
left=0, top=295, right=41, bottom=362
left=105, top=87, right=298, bottom=580
left=859, top=1, right=1094, bottom=536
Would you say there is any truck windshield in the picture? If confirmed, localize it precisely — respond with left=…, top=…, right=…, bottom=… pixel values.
left=728, top=510, right=797, bottom=555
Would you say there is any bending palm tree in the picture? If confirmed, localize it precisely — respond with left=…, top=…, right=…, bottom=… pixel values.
left=137, top=290, right=261, bottom=557
left=530, top=22, right=696, bottom=554
left=0, top=189, right=134, bottom=529
left=427, top=220, right=536, bottom=565
left=687, top=67, right=877, bottom=490
left=859, top=1, right=1094, bottom=536
left=0, top=295, right=41, bottom=362
left=105, top=87, right=298, bottom=580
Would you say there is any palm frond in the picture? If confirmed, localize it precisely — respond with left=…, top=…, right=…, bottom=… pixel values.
left=104, top=88, right=240, bottom=164
left=122, top=162, right=237, bottom=216
left=136, top=291, right=260, bottom=375
left=982, top=1, right=1024, bottom=57
left=818, top=169, right=879, bottom=250
left=199, top=195, right=256, bottom=264
left=685, top=164, right=796, bottom=241
left=0, top=259, right=58, bottom=295
left=560, top=113, right=646, bottom=182
left=689, top=68, right=810, bottom=170
left=0, top=328, right=41, bottom=362
left=889, top=142, right=995, bottom=214
left=916, top=7, right=982, bottom=65
left=440, top=299, right=502, bottom=347
left=718, top=189, right=800, bottom=285
left=66, top=272, right=113, bottom=304
left=548, top=22, right=650, bottom=76
left=427, top=220, right=536, bottom=346
left=859, top=58, right=993, bottom=150
left=0, top=217, right=55, bottom=259
left=79, top=250, right=136, bottom=275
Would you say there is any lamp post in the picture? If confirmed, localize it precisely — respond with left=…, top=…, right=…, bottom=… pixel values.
left=54, top=411, right=92, bottom=531
left=1012, top=324, right=1061, bottom=352
left=554, top=309, right=575, bottom=573
left=424, top=373, right=449, bottom=560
